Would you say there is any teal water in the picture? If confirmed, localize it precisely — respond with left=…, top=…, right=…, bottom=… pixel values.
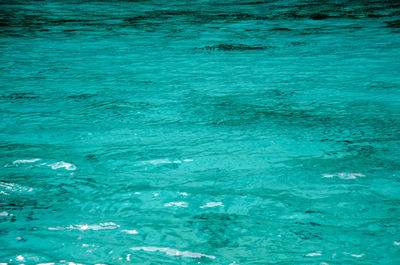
left=1, top=0, right=400, bottom=264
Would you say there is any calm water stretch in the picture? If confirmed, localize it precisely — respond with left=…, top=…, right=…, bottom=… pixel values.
left=1, top=0, right=400, bottom=264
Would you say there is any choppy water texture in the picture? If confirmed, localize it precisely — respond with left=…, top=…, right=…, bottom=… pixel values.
left=1, top=0, right=400, bottom=264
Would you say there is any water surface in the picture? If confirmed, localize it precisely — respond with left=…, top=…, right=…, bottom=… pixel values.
left=1, top=0, right=400, bottom=264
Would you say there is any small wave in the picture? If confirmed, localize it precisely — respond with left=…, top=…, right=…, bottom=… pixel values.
left=200, top=202, right=223, bottom=208
left=136, top=159, right=179, bottom=166
left=4, top=158, right=41, bottom=168
left=0, top=211, right=12, bottom=216
left=12, top=158, right=41, bottom=164
left=131, top=246, right=216, bottom=259
left=322, top=173, right=365, bottom=180
left=164, top=202, right=188, bottom=207
left=6, top=159, right=77, bottom=171
left=41, top=260, right=84, bottom=265
left=48, top=161, right=77, bottom=171
left=0, top=182, right=33, bottom=194
left=49, top=222, right=119, bottom=231
left=386, top=20, right=400, bottom=29
left=202, top=44, right=273, bottom=51
left=27, top=260, right=108, bottom=265
left=306, top=252, right=322, bottom=257
left=121, top=229, right=138, bottom=234
left=343, top=252, right=364, bottom=258
left=136, top=158, right=193, bottom=166
left=1, top=261, right=89, bottom=265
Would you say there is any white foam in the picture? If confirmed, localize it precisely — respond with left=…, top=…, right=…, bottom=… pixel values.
left=12, top=158, right=41, bottom=164
left=343, top=252, right=364, bottom=258
left=137, top=158, right=192, bottom=166
left=48, top=226, right=64, bottom=231
left=131, top=246, right=216, bottom=259
left=200, top=202, right=223, bottom=208
left=0, top=211, right=11, bottom=216
left=306, top=252, right=322, bottom=257
left=68, top=222, right=119, bottom=231
left=322, top=173, right=365, bottom=180
left=0, top=182, right=33, bottom=193
left=49, top=222, right=119, bottom=231
left=138, top=159, right=174, bottom=166
left=164, top=202, right=188, bottom=207
left=394, top=241, right=400, bottom=246
left=121, top=229, right=138, bottom=234
left=48, top=161, right=77, bottom=171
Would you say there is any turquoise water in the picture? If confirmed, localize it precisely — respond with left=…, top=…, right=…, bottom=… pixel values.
left=1, top=0, right=400, bottom=264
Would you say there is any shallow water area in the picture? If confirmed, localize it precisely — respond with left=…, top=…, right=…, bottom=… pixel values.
left=0, top=0, right=400, bottom=264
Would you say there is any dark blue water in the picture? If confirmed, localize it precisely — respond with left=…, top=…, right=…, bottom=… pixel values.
left=1, top=0, right=400, bottom=264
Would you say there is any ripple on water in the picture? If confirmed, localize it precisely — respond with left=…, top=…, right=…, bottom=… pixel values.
left=6, top=159, right=76, bottom=171
left=306, top=252, right=322, bottom=257
left=48, top=222, right=119, bottom=231
left=322, top=172, right=365, bottom=179
left=48, top=161, right=77, bottom=171
left=130, top=246, right=216, bottom=259
left=134, top=158, right=193, bottom=167
left=200, top=202, right=224, bottom=208
left=4, top=158, right=42, bottom=168
left=0, top=181, right=33, bottom=194
left=120, top=229, right=138, bottom=234
left=12, top=158, right=41, bottom=164
left=164, top=201, right=189, bottom=207
left=343, top=252, right=365, bottom=258
left=0, top=211, right=12, bottom=216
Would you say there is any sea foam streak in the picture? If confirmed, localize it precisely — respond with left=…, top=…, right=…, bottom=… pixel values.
left=48, top=161, right=77, bottom=171
left=49, top=222, right=119, bottom=231
left=131, top=246, right=216, bottom=259
left=200, top=202, right=224, bottom=208
left=322, top=173, right=365, bottom=179
left=135, top=158, right=194, bottom=166
left=12, top=158, right=41, bottom=164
